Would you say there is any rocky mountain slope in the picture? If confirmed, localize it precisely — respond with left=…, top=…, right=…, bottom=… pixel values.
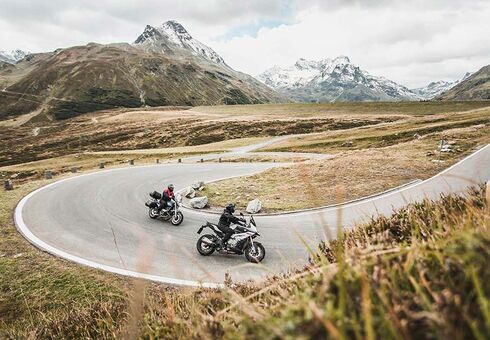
left=0, top=49, right=28, bottom=64
left=436, top=65, right=490, bottom=100
left=257, top=56, right=421, bottom=102
left=134, top=20, right=226, bottom=65
left=412, top=72, right=471, bottom=99
left=0, top=21, right=280, bottom=121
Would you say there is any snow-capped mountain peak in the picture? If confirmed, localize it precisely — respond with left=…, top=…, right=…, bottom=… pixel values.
left=257, top=56, right=420, bottom=102
left=411, top=72, right=473, bottom=99
left=0, top=49, right=29, bottom=64
left=134, top=20, right=226, bottom=65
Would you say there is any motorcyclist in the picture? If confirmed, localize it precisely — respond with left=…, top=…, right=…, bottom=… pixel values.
left=218, top=203, right=245, bottom=249
left=158, top=184, right=175, bottom=212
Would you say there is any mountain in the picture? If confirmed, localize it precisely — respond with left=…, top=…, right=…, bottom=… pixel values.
left=0, top=21, right=280, bottom=121
left=134, top=21, right=226, bottom=65
left=257, top=56, right=420, bottom=102
left=412, top=72, right=471, bottom=99
left=0, top=49, right=28, bottom=64
left=436, top=65, right=490, bottom=100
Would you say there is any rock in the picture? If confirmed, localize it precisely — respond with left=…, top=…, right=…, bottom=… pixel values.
left=184, top=186, right=196, bottom=198
left=440, top=145, right=453, bottom=153
left=413, top=133, right=421, bottom=139
left=426, top=151, right=436, bottom=156
left=13, top=253, right=24, bottom=259
left=341, top=141, right=354, bottom=147
left=190, top=196, right=208, bottom=209
left=246, top=198, right=262, bottom=214
left=192, top=181, right=205, bottom=190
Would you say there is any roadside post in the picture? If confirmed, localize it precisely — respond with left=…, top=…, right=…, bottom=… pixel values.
left=178, top=158, right=181, bottom=163
left=71, top=167, right=78, bottom=173
left=129, top=159, right=134, bottom=165
left=4, top=180, right=13, bottom=191
left=99, top=162, right=105, bottom=169
left=156, top=159, right=160, bottom=164
left=44, top=170, right=53, bottom=179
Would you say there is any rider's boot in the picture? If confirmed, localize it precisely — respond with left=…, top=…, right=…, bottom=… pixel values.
left=218, top=239, right=227, bottom=250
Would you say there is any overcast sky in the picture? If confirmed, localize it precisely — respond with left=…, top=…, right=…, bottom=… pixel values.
left=1, top=0, right=489, bottom=87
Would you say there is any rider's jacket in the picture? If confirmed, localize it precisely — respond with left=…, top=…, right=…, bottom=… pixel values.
left=218, top=210, right=241, bottom=229
left=162, top=188, right=175, bottom=201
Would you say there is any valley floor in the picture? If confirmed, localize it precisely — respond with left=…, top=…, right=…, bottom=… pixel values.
left=1, top=101, right=490, bottom=338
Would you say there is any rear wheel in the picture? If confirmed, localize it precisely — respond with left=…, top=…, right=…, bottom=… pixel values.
left=171, top=211, right=184, bottom=225
left=245, top=242, right=265, bottom=263
left=148, top=208, right=158, bottom=219
left=197, top=234, right=216, bottom=256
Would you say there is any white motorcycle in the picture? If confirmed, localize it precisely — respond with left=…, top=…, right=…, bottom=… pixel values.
left=196, top=213, right=265, bottom=263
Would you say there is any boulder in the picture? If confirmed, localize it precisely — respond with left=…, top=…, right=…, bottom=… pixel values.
left=341, top=141, right=354, bottom=147
left=192, top=181, right=205, bottom=190
left=246, top=198, right=262, bottom=214
left=184, top=186, right=196, bottom=198
left=440, top=145, right=453, bottom=153
left=190, top=196, right=208, bottom=209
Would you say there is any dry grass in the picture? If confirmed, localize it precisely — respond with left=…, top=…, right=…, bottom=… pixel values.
left=0, top=136, right=272, bottom=183
left=1, top=173, right=488, bottom=338
left=259, top=106, right=490, bottom=154
left=191, top=101, right=490, bottom=118
left=5, top=101, right=487, bottom=167
left=0, top=177, right=130, bottom=338
left=200, top=122, right=490, bottom=212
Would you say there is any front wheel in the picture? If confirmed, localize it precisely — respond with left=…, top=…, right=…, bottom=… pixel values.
left=149, top=208, right=158, bottom=219
left=245, top=242, right=265, bottom=263
left=171, top=211, right=184, bottom=226
left=197, top=234, right=216, bottom=256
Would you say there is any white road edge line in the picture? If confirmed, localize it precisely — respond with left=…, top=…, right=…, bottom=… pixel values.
left=14, top=165, right=224, bottom=289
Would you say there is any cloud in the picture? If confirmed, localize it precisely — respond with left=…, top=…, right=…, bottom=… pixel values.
left=0, top=0, right=489, bottom=87
left=211, top=1, right=490, bottom=87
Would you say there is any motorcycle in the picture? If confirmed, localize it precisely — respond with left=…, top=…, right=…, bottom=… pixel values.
left=145, top=191, right=184, bottom=226
left=196, top=213, right=265, bottom=263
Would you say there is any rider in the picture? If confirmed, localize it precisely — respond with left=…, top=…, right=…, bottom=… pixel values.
left=218, top=203, right=244, bottom=249
left=159, top=184, right=175, bottom=212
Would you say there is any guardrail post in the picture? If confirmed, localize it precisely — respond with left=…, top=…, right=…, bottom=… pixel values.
left=99, top=162, right=105, bottom=169
left=4, top=180, right=13, bottom=191
left=44, top=170, right=52, bottom=179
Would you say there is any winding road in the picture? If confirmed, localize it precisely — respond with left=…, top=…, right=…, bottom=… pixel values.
left=14, top=140, right=490, bottom=287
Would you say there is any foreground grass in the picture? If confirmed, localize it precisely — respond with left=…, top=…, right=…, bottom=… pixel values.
left=0, top=179, right=131, bottom=338
left=137, top=185, right=490, bottom=339
left=1, top=175, right=488, bottom=338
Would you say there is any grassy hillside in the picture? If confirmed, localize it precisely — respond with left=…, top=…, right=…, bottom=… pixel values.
left=437, top=65, right=490, bottom=100
left=0, top=43, right=281, bottom=121
left=1, top=175, right=488, bottom=338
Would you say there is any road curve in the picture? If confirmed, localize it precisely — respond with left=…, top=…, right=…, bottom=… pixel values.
left=15, top=144, right=490, bottom=287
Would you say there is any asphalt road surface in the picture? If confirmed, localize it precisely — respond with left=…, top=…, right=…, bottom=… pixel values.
left=15, top=144, right=490, bottom=287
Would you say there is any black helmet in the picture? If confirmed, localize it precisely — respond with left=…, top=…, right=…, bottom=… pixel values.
left=225, top=203, right=235, bottom=213
left=168, top=184, right=174, bottom=191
